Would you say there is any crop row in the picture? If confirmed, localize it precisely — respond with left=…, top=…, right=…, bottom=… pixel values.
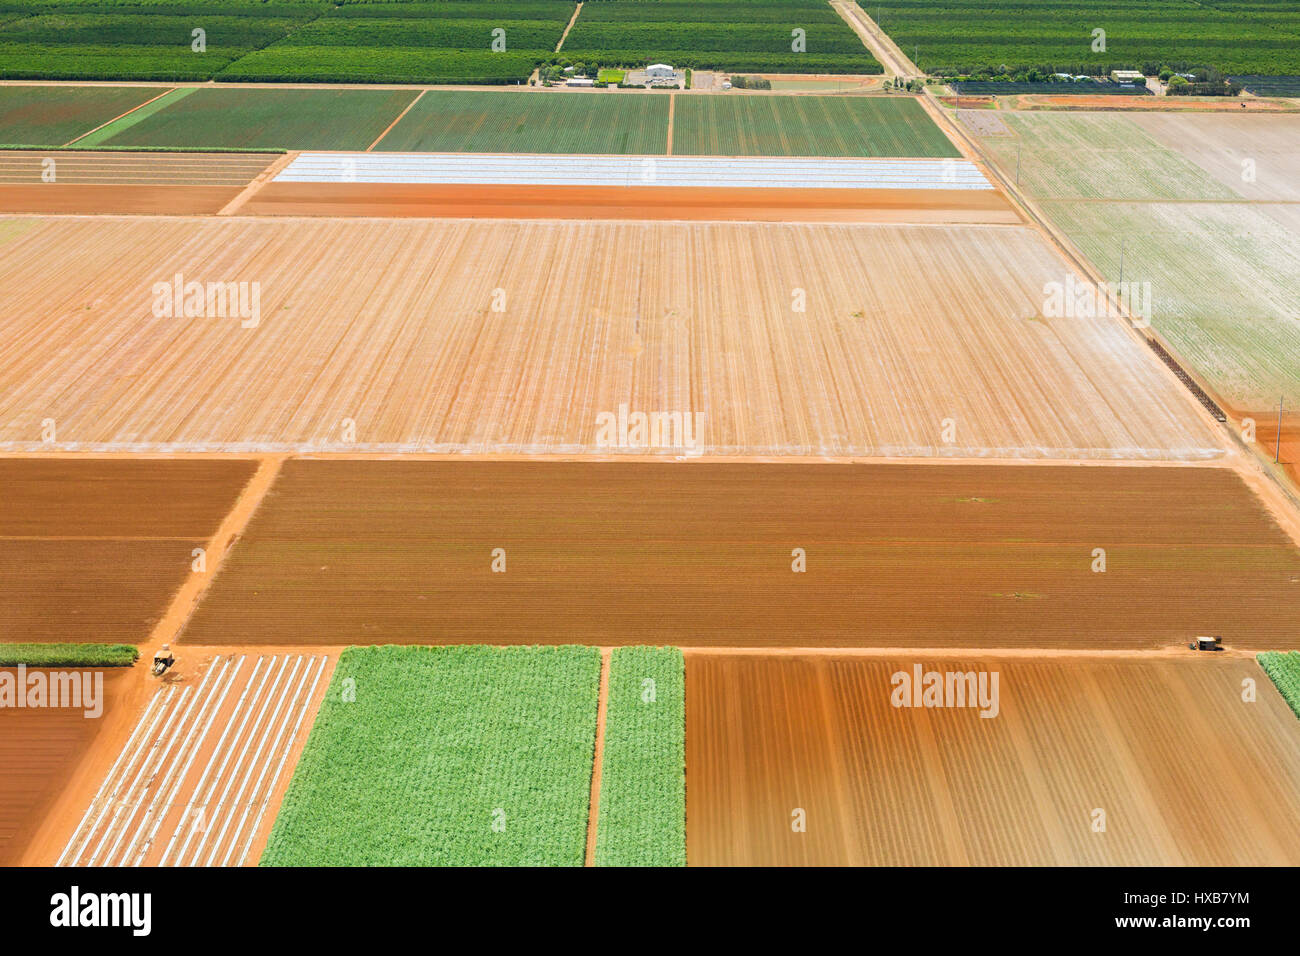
left=594, top=647, right=686, bottom=867
left=0, top=1, right=575, bottom=82
left=876, top=0, right=1300, bottom=75
left=561, top=0, right=881, bottom=75
left=0, top=644, right=139, bottom=667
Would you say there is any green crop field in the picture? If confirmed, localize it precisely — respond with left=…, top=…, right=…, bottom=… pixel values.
left=1259, top=652, right=1300, bottom=718
left=260, top=645, right=601, bottom=867
left=220, top=1, right=573, bottom=83
left=0, top=1, right=574, bottom=84
left=0, top=644, right=138, bottom=667
left=0, top=4, right=325, bottom=81
left=0, top=84, right=161, bottom=145
left=978, top=111, right=1300, bottom=416
left=376, top=88, right=669, bottom=153
left=979, top=113, right=1237, bottom=201
left=876, top=0, right=1300, bottom=76
left=561, top=0, right=881, bottom=75
left=673, top=94, right=959, bottom=157
left=97, top=87, right=418, bottom=150
left=594, top=647, right=686, bottom=867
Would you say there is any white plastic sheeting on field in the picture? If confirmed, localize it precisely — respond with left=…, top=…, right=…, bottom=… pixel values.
left=274, top=153, right=994, bottom=191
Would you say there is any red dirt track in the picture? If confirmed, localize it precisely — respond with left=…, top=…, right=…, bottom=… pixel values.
left=241, top=181, right=1020, bottom=223
left=0, top=184, right=245, bottom=215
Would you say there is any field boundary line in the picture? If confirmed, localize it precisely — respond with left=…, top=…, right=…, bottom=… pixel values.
left=61, top=87, right=175, bottom=147
left=216, top=151, right=299, bottom=216
left=366, top=89, right=426, bottom=152
left=584, top=647, right=611, bottom=867
left=144, top=455, right=285, bottom=651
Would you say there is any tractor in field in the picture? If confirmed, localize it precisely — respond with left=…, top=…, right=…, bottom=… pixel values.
left=1190, top=635, right=1222, bottom=652
left=152, top=644, right=176, bottom=677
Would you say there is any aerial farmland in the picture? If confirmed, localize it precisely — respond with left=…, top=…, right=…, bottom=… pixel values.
left=0, top=0, right=1298, bottom=930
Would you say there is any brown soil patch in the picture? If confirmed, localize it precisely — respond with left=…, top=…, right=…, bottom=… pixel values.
left=0, top=458, right=256, bottom=643
left=241, top=182, right=1021, bottom=224
left=181, top=460, right=1300, bottom=649
left=0, top=184, right=245, bottom=215
left=685, top=652, right=1300, bottom=865
left=0, top=667, right=131, bottom=865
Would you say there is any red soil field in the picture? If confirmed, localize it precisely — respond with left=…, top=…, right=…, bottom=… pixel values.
left=241, top=182, right=1020, bottom=224
left=0, top=185, right=246, bottom=215
left=181, top=459, right=1300, bottom=649
left=0, top=151, right=276, bottom=214
left=0, top=668, right=130, bottom=865
left=685, top=652, right=1300, bottom=865
left=0, top=458, right=256, bottom=643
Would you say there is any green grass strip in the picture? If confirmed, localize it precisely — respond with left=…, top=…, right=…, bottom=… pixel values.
left=261, top=644, right=602, bottom=867
left=71, top=86, right=198, bottom=148
left=0, top=143, right=284, bottom=153
left=1259, top=652, right=1300, bottom=719
left=0, top=644, right=138, bottom=667
left=595, top=646, right=686, bottom=867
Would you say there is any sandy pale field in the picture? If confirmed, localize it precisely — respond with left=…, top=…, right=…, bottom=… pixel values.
left=0, top=216, right=1226, bottom=458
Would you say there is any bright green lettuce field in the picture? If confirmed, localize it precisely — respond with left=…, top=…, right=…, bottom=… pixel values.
left=260, top=645, right=601, bottom=867
left=1259, top=652, right=1300, bottom=718
left=0, top=644, right=139, bottom=666
left=594, top=647, right=686, bottom=867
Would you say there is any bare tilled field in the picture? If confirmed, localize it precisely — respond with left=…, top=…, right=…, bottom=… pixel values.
left=0, top=459, right=256, bottom=643
left=0, top=669, right=131, bottom=866
left=181, top=460, right=1300, bottom=649
left=1128, top=113, right=1300, bottom=203
left=58, top=652, right=332, bottom=867
left=686, top=653, right=1300, bottom=865
left=0, top=216, right=1226, bottom=459
left=0, top=151, right=277, bottom=215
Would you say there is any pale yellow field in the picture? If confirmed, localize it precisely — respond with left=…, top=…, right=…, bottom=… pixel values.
left=0, top=216, right=1225, bottom=458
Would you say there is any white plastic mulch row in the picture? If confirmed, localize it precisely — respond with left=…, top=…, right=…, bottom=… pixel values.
left=274, top=153, right=994, bottom=191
